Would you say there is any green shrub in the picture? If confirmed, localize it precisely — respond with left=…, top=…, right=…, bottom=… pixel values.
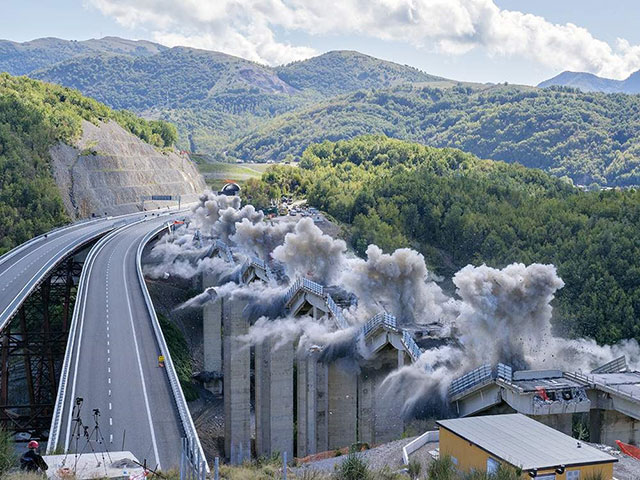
left=0, top=426, right=15, bottom=475
left=408, top=458, right=422, bottom=480
left=427, top=456, right=457, bottom=480
left=336, top=453, right=371, bottom=480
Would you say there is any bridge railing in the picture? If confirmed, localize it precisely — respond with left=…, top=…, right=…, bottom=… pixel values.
left=325, top=294, right=349, bottom=330
left=401, top=330, right=423, bottom=362
left=361, top=312, right=398, bottom=338
left=449, top=364, right=493, bottom=399
left=138, top=223, right=209, bottom=473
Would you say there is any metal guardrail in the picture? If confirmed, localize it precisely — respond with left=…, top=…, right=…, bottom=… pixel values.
left=401, top=330, right=423, bottom=362
left=565, top=371, right=640, bottom=405
left=47, top=221, right=143, bottom=453
left=449, top=364, right=493, bottom=398
left=361, top=312, right=398, bottom=337
left=325, top=295, right=349, bottom=330
left=496, top=363, right=513, bottom=382
left=284, top=277, right=350, bottom=329
left=240, top=256, right=274, bottom=283
left=0, top=226, right=120, bottom=333
left=138, top=223, right=210, bottom=473
left=214, top=240, right=234, bottom=263
left=592, top=355, right=628, bottom=374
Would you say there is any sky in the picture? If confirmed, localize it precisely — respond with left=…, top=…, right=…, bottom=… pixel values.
left=2, top=0, right=640, bottom=85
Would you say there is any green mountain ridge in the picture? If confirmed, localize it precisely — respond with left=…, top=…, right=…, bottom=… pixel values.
left=6, top=36, right=640, bottom=185
left=231, top=84, right=640, bottom=186
left=0, top=37, right=452, bottom=154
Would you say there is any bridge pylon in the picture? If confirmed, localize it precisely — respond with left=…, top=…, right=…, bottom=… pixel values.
left=0, top=254, right=84, bottom=440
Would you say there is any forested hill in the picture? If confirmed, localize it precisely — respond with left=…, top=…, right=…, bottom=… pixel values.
left=1, top=37, right=452, bottom=153
left=539, top=69, right=640, bottom=94
left=0, top=74, right=178, bottom=254
left=245, top=136, right=640, bottom=345
left=0, top=37, right=166, bottom=76
left=232, top=84, right=640, bottom=187
left=9, top=36, right=640, bottom=186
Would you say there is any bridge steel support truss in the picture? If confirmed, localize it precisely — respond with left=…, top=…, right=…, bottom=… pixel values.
left=0, top=255, right=84, bottom=439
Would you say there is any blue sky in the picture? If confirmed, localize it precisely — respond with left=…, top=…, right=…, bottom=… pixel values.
left=2, top=0, right=640, bottom=85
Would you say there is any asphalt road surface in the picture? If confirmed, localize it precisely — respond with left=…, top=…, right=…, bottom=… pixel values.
left=60, top=217, right=183, bottom=470
left=0, top=214, right=156, bottom=328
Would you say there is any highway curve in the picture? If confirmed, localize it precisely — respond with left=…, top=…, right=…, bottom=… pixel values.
left=58, top=217, right=184, bottom=469
left=0, top=214, right=150, bottom=329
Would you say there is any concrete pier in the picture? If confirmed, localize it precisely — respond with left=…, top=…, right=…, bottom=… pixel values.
left=255, top=338, right=294, bottom=458
left=203, top=297, right=223, bottom=393
left=590, top=409, right=640, bottom=446
left=327, top=362, right=357, bottom=449
left=358, top=351, right=405, bottom=445
left=297, top=351, right=328, bottom=457
left=223, top=296, right=251, bottom=463
left=531, top=413, right=573, bottom=436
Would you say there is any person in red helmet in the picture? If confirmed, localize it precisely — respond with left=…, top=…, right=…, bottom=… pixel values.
left=20, top=440, right=48, bottom=473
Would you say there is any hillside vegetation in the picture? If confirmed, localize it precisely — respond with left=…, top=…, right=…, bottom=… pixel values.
left=233, top=84, right=640, bottom=186
left=245, top=136, right=640, bottom=345
left=4, top=38, right=450, bottom=153
left=0, top=73, right=178, bottom=254
left=8, top=37, right=640, bottom=185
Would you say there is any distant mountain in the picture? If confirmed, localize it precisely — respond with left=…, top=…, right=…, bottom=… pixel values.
left=0, top=36, right=166, bottom=76
left=1, top=37, right=449, bottom=153
left=276, top=50, right=444, bottom=96
left=538, top=70, right=640, bottom=94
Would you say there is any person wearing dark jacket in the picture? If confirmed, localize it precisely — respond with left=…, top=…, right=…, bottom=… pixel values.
left=20, top=440, right=48, bottom=473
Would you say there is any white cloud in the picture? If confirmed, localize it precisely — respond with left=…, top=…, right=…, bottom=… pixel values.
left=89, top=0, right=640, bottom=78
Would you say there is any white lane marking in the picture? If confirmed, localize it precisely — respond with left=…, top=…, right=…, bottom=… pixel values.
left=107, top=341, right=109, bottom=346
left=108, top=367, right=111, bottom=373
left=107, top=357, right=110, bottom=363
left=110, top=434, right=113, bottom=443
left=108, top=389, right=111, bottom=396
left=107, top=349, right=110, bottom=354
left=109, top=402, right=112, bottom=410
left=123, top=240, right=162, bottom=470
left=64, top=233, right=113, bottom=451
left=110, top=418, right=113, bottom=426
left=108, top=378, right=111, bottom=384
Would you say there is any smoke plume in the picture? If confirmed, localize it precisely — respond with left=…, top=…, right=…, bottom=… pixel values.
left=272, top=218, right=347, bottom=285
left=342, top=245, right=458, bottom=325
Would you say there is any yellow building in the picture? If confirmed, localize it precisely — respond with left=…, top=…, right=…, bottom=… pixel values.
left=437, top=414, right=617, bottom=479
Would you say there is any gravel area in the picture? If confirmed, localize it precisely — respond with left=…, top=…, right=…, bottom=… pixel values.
left=590, top=443, right=640, bottom=480
left=294, top=437, right=423, bottom=474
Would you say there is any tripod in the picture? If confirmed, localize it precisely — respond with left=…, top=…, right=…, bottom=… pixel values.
left=83, top=408, right=113, bottom=467
left=62, top=398, right=112, bottom=476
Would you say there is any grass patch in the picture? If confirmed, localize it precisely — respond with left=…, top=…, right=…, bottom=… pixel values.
left=157, top=313, right=198, bottom=401
left=196, top=161, right=273, bottom=189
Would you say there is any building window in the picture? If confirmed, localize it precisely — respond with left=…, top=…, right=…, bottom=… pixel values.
left=566, top=471, right=580, bottom=480
left=487, top=458, right=500, bottom=474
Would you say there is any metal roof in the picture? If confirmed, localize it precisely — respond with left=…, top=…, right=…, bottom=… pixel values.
left=437, top=414, right=617, bottom=470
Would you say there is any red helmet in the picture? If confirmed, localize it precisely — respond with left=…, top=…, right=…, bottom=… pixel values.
left=28, top=440, right=39, bottom=449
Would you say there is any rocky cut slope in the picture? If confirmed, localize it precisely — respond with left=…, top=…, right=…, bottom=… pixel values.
left=50, top=120, right=206, bottom=218
left=0, top=73, right=205, bottom=252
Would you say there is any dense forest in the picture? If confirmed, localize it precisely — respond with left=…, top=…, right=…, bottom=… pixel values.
left=245, top=136, right=640, bottom=345
left=233, top=84, right=640, bottom=187
left=0, top=73, right=178, bottom=254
